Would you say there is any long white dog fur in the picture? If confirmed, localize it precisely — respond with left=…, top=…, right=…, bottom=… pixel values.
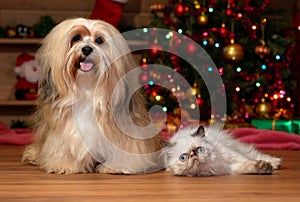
left=22, top=18, right=162, bottom=174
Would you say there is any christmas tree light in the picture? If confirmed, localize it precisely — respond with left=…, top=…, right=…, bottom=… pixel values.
left=144, top=0, right=296, bottom=124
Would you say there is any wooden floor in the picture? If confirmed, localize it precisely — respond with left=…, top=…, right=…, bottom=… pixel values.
left=0, top=146, right=299, bottom=202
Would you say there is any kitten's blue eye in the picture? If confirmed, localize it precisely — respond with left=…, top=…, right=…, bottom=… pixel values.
left=179, top=154, right=188, bottom=162
left=196, top=147, right=204, bottom=153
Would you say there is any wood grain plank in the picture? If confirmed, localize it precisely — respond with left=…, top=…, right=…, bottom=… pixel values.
left=0, top=146, right=299, bottom=202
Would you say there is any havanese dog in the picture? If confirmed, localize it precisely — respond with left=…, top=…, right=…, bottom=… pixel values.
left=22, top=18, right=162, bottom=174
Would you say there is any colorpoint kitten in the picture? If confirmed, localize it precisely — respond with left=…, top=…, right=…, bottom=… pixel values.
left=163, top=125, right=281, bottom=176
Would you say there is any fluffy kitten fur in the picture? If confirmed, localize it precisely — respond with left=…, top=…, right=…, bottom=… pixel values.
left=163, top=125, right=282, bottom=176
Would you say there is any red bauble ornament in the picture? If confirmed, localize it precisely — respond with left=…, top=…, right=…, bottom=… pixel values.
left=150, top=2, right=165, bottom=18
left=174, top=3, right=185, bottom=17
left=184, top=5, right=189, bottom=12
left=170, top=55, right=180, bottom=66
left=226, top=8, right=233, bottom=17
left=255, top=45, right=271, bottom=58
left=149, top=43, right=162, bottom=57
left=220, top=27, right=227, bottom=36
left=186, top=42, right=197, bottom=54
left=196, top=98, right=204, bottom=107
left=255, top=39, right=271, bottom=58
left=219, top=23, right=228, bottom=37
left=225, top=1, right=235, bottom=17
left=150, top=3, right=165, bottom=11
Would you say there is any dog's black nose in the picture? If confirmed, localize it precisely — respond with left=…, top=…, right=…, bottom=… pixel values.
left=82, top=46, right=93, bottom=56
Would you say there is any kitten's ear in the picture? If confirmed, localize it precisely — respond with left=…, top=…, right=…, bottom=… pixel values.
left=192, top=125, right=205, bottom=137
left=160, top=140, right=175, bottom=147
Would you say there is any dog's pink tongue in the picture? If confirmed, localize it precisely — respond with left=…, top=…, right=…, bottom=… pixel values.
left=80, top=62, right=93, bottom=72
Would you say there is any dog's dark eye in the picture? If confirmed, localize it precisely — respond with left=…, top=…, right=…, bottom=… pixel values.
left=95, top=37, right=104, bottom=45
left=72, top=35, right=81, bottom=42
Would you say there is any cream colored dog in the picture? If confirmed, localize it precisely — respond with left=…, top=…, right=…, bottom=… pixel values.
left=22, top=18, right=161, bottom=174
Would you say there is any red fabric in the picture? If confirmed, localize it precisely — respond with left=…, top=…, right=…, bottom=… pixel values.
left=89, top=0, right=125, bottom=28
left=161, top=127, right=300, bottom=150
left=228, top=128, right=300, bottom=150
left=15, top=52, right=35, bottom=67
left=0, top=122, right=33, bottom=145
left=2, top=120, right=300, bottom=150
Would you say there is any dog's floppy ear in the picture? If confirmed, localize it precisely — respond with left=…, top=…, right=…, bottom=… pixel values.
left=37, top=69, right=57, bottom=102
left=35, top=42, right=61, bottom=102
left=35, top=19, right=78, bottom=99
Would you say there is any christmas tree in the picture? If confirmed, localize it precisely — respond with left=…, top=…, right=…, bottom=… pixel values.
left=142, top=0, right=297, bottom=125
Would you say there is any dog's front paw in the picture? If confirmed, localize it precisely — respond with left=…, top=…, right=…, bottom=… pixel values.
left=96, top=164, right=130, bottom=175
left=41, top=161, right=91, bottom=174
left=22, top=145, right=40, bottom=165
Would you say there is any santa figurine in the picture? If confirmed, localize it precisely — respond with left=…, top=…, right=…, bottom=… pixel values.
left=14, top=52, right=39, bottom=100
left=89, top=0, right=128, bottom=28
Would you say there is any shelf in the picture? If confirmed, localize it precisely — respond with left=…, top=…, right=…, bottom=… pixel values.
left=0, top=38, right=148, bottom=47
left=0, top=100, right=36, bottom=106
left=0, top=38, right=147, bottom=108
left=0, top=38, right=42, bottom=44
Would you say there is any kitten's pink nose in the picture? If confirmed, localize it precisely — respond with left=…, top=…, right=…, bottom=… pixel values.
left=190, top=150, right=197, bottom=157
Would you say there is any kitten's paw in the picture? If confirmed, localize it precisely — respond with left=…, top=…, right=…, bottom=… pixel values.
left=96, top=165, right=130, bottom=175
left=255, top=160, right=273, bottom=174
left=270, top=157, right=282, bottom=169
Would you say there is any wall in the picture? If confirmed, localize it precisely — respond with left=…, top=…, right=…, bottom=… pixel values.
left=0, top=0, right=155, bottom=126
left=0, top=0, right=157, bottom=28
left=0, top=0, right=297, bottom=125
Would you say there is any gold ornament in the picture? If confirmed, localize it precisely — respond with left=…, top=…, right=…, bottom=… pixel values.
left=256, top=102, right=272, bottom=118
left=194, top=0, right=201, bottom=9
left=273, top=108, right=293, bottom=120
left=208, top=37, right=214, bottom=45
left=197, top=12, right=208, bottom=26
left=6, top=27, right=16, bottom=38
left=222, top=38, right=244, bottom=63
